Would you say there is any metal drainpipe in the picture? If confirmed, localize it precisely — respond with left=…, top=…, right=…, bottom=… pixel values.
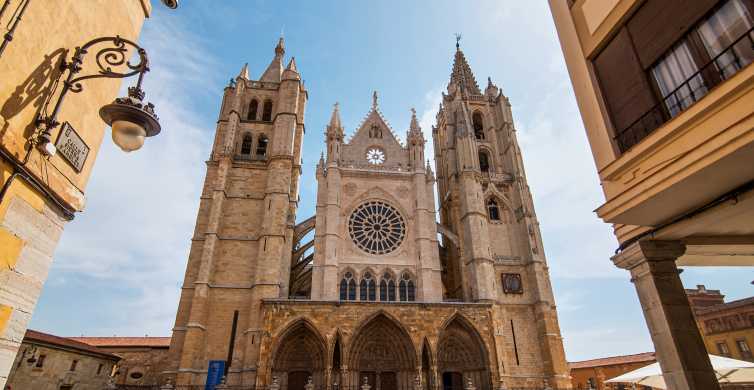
left=0, top=0, right=32, bottom=59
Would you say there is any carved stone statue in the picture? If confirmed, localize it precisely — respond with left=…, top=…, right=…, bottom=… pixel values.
left=361, top=376, right=372, bottom=390
left=305, top=376, right=314, bottom=390
left=270, top=376, right=281, bottom=390
left=464, top=377, right=476, bottom=390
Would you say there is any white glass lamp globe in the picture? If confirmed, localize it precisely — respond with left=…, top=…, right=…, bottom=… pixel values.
left=111, top=120, right=146, bottom=152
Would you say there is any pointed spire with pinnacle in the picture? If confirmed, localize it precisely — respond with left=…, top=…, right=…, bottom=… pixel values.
left=409, top=108, right=421, bottom=132
left=328, top=102, right=343, bottom=132
left=448, top=36, right=482, bottom=95
left=237, top=63, right=249, bottom=80
left=282, top=57, right=300, bottom=81
left=286, top=57, right=298, bottom=72
left=407, top=107, right=425, bottom=145
left=260, top=37, right=285, bottom=82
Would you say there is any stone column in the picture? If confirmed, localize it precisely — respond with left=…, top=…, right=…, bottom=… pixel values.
left=612, top=240, right=719, bottom=390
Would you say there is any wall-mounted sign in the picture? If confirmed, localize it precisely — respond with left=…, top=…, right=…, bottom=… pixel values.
left=55, top=122, right=89, bottom=173
left=205, top=360, right=225, bottom=390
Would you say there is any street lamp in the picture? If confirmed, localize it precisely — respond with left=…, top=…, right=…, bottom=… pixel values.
left=36, top=35, right=160, bottom=155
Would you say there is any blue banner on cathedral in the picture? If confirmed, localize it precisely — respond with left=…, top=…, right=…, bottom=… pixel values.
left=205, top=360, right=225, bottom=390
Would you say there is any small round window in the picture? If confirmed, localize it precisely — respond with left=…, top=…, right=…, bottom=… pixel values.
left=366, top=148, right=385, bottom=165
left=129, top=372, right=144, bottom=380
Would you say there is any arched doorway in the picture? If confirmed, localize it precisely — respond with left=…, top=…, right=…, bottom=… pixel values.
left=272, top=320, right=327, bottom=390
left=348, top=314, right=417, bottom=390
left=437, top=316, right=489, bottom=390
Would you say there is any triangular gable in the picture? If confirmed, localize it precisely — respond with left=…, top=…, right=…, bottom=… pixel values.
left=347, top=108, right=403, bottom=150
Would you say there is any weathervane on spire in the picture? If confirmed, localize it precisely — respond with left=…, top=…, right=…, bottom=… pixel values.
left=455, top=33, right=462, bottom=49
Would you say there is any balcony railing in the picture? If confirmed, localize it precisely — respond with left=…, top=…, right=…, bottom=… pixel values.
left=615, top=25, right=754, bottom=153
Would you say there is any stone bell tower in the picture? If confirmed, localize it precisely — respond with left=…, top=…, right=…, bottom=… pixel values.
left=166, top=37, right=307, bottom=385
left=432, top=42, right=571, bottom=387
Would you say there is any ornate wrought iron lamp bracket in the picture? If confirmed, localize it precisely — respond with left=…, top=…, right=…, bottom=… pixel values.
left=35, top=35, right=158, bottom=155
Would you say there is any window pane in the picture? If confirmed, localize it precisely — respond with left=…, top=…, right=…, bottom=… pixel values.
left=360, top=279, right=367, bottom=301
left=340, top=279, right=347, bottom=300
left=698, top=0, right=754, bottom=77
left=407, top=280, right=415, bottom=301
left=368, top=280, right=376, bottom=301
left=379, top=280, right=387, bottom=301
left=652, top=42, right=707, bottom=117
left=348, top=280, right=356, bottom=300
left=388, top=280, right=396, bottom=301
left=399, top=280, right=407, bottom=302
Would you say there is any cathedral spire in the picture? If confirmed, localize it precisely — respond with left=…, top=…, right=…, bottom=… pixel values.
left=409, top=108, right=421, bottom=134
left=237, top=63, right=249, bottom=80
left=448, top=40, right=481, bottom=95
left=328, top=102, right=343, bottom=131
left=286, top=57, right=298, bottom=72
left=282, top=57, right=300, bottom=81
left=260, top=37, right=285, bottom=82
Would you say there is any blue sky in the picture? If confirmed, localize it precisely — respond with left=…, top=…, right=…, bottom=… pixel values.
left=29, top=0, right=752, bottom=362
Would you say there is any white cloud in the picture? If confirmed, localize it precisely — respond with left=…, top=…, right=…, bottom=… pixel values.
left=47, top=14, right=222, bottom=335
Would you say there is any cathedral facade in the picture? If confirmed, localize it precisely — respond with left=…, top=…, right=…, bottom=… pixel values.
left=165, top=38, right=571, bottom=390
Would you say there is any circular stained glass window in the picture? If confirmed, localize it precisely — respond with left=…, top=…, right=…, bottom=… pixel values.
left=366, top=148, right=385, bottom=165
left=348, top=201, right=406, bottom=255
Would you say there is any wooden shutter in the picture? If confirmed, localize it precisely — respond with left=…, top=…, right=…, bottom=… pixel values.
left=593, top=27, right=657, bottom=133
left=628, top=0, right=720, bottom=68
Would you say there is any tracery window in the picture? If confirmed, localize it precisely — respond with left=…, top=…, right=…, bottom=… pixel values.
left=262, top=100, right=273, bottom=121
left=348, top=201, right=406, bottom=255
left=248, top=99, right=258, bottom=120
left=487, top=199, right=500, bottom=221
left=340, top=272, right=357, bottom=301
left=479, top=150, right=490, bottom=172
left=379, top=273, right=396, bottom=302
left=360, top=272, right=376, bottom=301
left=399, top=272, right=415, bottom=302
left=240, top=133, right=253, bottom=155
left=473, top=111, right=484, bottom=140
left=256, top=135, right=268, bottom=157
left=369, top=124, right=382, bottom=138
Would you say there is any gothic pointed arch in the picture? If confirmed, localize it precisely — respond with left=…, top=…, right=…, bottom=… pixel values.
left=398, top=270, right=416, bottom=302
left=331, top=330, right=345, bottom=386
left=348, top=312, right=417, bottom=389
left=240, top=132, right=253, bottom=155
left=339, top=268, right=358, bottom=301
left=248, top=99, right=259, bottom=120
left=437, top=314, right=490, bottom=390
left=262, top=99, right=273, bottom=121
left=379, top=268, right=397, bottom=302
left=478, top=148, right=491, bottom=173
left=484, top=193, right=511, bottom=224
left=271, top=318, right=327, bottom=390
left=420, top=338, right=434, bottom=390
left=359, top=267, right=377, bottom=301
left=472, top=111, right=485, bottom=140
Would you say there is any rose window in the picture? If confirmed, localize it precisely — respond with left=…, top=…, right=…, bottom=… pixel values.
left=366, top=148, right=385, bottom=165
left=348, top=201, right=405, bottom=255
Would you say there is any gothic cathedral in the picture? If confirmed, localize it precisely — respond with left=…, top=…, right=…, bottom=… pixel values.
left=166, top=38, right=571, bottom=390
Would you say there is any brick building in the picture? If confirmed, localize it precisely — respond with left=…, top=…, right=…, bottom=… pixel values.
left=164, top=38, right=571, bottom=389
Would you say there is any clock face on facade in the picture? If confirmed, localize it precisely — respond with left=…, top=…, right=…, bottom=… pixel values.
left=366, top=148, right=385, bottom=165
left=348, top=201, right=406, bottom=255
